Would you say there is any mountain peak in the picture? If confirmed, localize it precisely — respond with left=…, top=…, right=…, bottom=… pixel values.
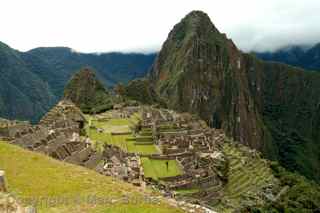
left=77, top=67, right=96, bottom=77
left=181, top=10, right=219, bottom=33
left=63, top=67, right=113, bottom=113
left=150, top=10, right=232, bottom=85
left=164, top=10, right=223, bottom=50
left=66, top=67, right=100, bottom=86
left=183, top=10, right=212, bottom=23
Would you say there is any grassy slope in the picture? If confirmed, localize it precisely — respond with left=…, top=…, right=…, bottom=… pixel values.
left=0, top=141, right=182, bottom=213
left=88, top=131, right=159, bottom=155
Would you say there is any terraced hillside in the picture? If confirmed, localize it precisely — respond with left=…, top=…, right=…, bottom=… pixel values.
left=0, top=141, right=183, bottom=213
left=86, top=112, right=160, bottom=155
left=86, top=111, right=183, bottom=181
left=215, top=141, right=279, bottom=211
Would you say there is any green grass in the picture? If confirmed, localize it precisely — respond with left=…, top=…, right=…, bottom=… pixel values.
left=174, top=188, right=200, bottom=196
left=91, top=119, right=130, bottom=133
left=127, top=142, right=159, bottom=155
left=89, top=113, right=141, bottom=134
left=0, top=141, right=182, bottom=213
left=141, top=158, right=183, bottom=181
left=86, top=114, right=182, bottom=183
left=135, top=136, right=153, bottom=143
left=130, top=112, right=142, bottom=123
left=87, top=129, right=159, bottom=155
left=86, top=114, right=158, bottom=155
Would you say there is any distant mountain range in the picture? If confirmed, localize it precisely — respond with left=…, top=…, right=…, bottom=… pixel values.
left=254, top=43, right=320, bottom=71
left=0, top=42, right=156, bottom=122
left=3, top=39, right=319, bottom=124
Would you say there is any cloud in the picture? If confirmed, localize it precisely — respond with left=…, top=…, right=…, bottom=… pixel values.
left=1, top=0, right=320, bottom=53
left=222, top=0, right=320, bottom=52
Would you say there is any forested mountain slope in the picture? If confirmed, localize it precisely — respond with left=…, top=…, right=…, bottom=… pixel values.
left=0, top=42, right=155, bottom=122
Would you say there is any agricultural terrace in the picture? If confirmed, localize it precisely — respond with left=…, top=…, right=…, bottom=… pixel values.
left=85, top=110, right=183, bottom=180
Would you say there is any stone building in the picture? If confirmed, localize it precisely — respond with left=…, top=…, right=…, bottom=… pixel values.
left=0, top=119, right=31, bottom=140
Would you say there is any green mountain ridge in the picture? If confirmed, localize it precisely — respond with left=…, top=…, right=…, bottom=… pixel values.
left=0, top=43, right=156, bottom=122
left=0, top=42, right=57, bottom=122
left=149, top=10, right=320, bottom=183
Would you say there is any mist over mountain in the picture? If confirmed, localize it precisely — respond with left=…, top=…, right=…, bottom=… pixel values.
left=254, top=43, right=320, bottom=71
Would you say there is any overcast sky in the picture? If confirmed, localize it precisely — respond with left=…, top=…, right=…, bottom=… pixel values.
left=2, top=0, right=320, bottom=53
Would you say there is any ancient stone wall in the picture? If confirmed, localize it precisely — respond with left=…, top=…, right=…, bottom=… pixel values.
left=141, top=107, right=228, bottom=204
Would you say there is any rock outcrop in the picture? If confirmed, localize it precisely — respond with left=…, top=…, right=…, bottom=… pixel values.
left=150, top=10, right=320, bottom=182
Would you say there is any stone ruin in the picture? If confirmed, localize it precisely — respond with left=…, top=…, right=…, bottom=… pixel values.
left=0, top=119, right=31, bottom=141
left=96, top=144, right=143, bottom=186
left=116, top=106, right=140, bottom=119
left=93, top=106, right=140, bottom=122
left=6, top=100, right=102, bottom=170
left=1, top=102, right=228, bottom=210
left=2, top=101, right=143, bottom=183
left=140, top=107, right=228, bottom=205
left=39, top=99, right=86, bottom=130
